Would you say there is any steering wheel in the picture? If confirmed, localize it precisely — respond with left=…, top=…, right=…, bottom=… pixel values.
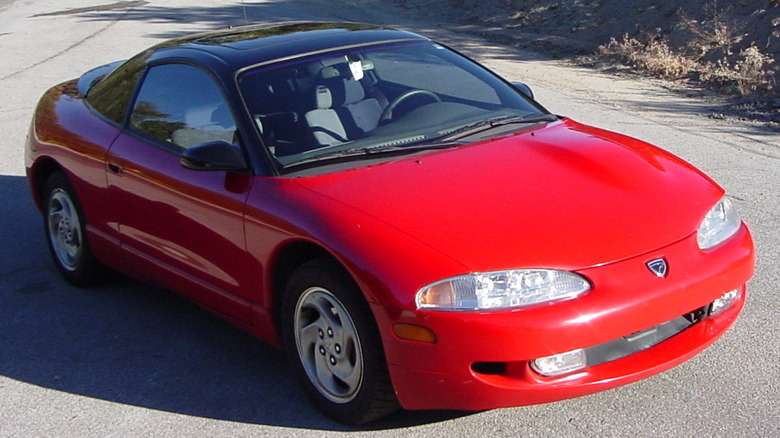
left=379, top=89, right=441, bottom=122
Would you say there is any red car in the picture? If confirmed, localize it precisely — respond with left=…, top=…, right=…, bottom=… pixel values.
left=25, top=22, right=755, bottom=424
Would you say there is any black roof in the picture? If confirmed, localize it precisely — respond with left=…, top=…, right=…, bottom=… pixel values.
left=80, top=22, right=433, bottom=177
left=145, top=22, right=428, bottom=72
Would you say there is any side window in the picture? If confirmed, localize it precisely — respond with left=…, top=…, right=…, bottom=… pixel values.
left=129, top=63, right=237, bottom=150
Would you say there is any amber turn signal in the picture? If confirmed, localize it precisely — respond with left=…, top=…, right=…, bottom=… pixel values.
left=393, top=323, right=437, bottom=343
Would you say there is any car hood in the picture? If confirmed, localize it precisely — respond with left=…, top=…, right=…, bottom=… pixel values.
left=293, top=119, right=724, bottom=271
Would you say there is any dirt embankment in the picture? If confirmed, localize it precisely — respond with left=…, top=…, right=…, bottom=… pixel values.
left=399, top=0, right=780, bottom=121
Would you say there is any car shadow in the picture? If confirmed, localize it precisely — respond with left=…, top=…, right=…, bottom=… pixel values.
left=0, top=175, right=471, bottom=430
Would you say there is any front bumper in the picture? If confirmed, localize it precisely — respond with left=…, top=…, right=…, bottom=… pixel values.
left=373, top=225, right=754, bottom=411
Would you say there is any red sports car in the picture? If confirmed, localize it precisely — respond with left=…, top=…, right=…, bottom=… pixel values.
left=25, top=22, right=755, bottom=424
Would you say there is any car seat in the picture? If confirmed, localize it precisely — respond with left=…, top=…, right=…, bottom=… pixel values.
left=304, top=77, right=383, bottom=147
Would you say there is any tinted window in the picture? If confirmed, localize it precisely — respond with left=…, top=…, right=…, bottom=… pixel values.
left=239, top=41, right=545, bottom=171
left=86, top=54, right=146, bottom=124
left=369, top=46, right=501, bottom=104
left=130, top=63, right=236, bottom=149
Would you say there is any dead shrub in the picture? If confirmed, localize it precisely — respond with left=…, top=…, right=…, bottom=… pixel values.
left=679, top=1, right=745, bottom=60
left=599, top=35, right=695, bottom=80
left=597, top=1, right=775, bottom=96
left=699, top=45, right=776, bottom=94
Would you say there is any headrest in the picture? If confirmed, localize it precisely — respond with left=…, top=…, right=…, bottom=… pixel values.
left=313, top=79, right=365, bottom=109
left=314, top=85, right=332, bottom=109
left=338, top=79, right=365, bottom=105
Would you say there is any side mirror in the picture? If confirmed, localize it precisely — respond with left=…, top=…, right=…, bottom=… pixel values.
left=180, top=141, right=247, bottom=172
left=511, top=81, right=534, bottom=100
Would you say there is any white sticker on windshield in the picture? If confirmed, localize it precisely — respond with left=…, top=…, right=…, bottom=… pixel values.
left=349, top=61, right=364, bottom=81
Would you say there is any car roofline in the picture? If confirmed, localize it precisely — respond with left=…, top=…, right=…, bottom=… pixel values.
left=145, top=21, right=429, bottom=70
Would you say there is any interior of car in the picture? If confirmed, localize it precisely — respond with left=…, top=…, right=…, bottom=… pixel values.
left=239, top=42, right=540, bottom=170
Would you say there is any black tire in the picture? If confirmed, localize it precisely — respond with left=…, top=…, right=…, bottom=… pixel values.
left=281, top=258, right=399, bottom=424
left=43, top=171, right=108, bottom=286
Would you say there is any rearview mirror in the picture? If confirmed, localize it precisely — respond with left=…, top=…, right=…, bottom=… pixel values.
left=180, top=141, right=247, bottom=172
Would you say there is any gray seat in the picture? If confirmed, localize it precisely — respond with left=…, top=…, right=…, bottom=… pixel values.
left=304, top=78, right=383, bottom=147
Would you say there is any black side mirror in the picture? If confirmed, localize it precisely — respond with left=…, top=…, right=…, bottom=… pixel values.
left=180, top=141, right=247, bottom=171
left=511, top=81, right=534, bottom=100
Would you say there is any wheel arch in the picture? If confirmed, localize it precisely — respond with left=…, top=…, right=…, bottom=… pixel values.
left=274, top=247, right=400, bottom=422
left=268, top=240, right=378, bottom=337
left=270, top=241, right=334, bottom=325
left=29, top=157, right=64, bottom=212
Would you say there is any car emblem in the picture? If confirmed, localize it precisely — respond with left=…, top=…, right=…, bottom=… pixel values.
left=646, top=258, right=668, bottom=278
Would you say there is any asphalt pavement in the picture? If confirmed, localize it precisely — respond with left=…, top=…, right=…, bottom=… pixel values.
left=1, top=0, right=778, bottom=437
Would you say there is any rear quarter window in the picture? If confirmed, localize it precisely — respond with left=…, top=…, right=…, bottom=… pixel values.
left=86, top=54, right=146, bottom=125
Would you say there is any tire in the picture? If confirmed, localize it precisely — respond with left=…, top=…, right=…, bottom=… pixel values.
left=43, top=171, right=108, bottom=286
left=281, top=258, right=399, bottom=424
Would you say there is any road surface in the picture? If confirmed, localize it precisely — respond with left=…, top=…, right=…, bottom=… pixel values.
left=1, top=0, right=778, bottom=437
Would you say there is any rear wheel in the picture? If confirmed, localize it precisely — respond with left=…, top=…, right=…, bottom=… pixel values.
left=281, top=258, right=399, bottom=424
left=43, top=171, right=107, bottom=286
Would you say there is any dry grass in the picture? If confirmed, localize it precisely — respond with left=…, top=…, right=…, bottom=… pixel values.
left=598, top=1, right=776, bottom=96
left=599, top=35, right=696, bottom=80
left=679, top=1, right=744, bottom=61
left=698, top=46, right=775, bottom=94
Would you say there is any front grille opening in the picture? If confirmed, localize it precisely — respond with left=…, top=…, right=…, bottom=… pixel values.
left=473, top=299, right=724, bottom=379
left=683, top=304, right=711, bottom=323
left=472, top=361, right=507, bottom=375
left=585, top=315, right=694, bottom=367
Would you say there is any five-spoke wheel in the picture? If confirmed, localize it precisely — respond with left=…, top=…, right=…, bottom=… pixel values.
left=282, top=258, right=398, bottom=424
left=294, top=287, right=364, bottom=403
left=43, top=171, right=107, bottom=286
left=47, top=187, right=83, bottom=272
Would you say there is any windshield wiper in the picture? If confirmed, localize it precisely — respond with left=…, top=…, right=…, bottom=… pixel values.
left=281, top=114, right=557, bottom=170
left=282, top=141, right=461, bottom=170
left=437, top=113, right=558, bottom=142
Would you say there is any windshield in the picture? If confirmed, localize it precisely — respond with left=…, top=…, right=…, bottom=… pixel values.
left=239, top=41, right=548, bottom=172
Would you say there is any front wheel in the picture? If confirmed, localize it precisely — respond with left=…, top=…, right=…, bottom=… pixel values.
left=43, top=171, right=108, bottom=286
left=281, top=258, right=398, bottom=424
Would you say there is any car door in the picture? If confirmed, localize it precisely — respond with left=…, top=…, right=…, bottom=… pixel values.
left=106, top=62, right=254, bottom=322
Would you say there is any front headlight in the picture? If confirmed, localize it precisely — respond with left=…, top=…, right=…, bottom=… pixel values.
left=697, top=197, right=741, bottom=250
left=416, top=269, right=590, bottom=311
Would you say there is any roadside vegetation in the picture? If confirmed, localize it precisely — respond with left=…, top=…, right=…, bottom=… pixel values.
left=598, top=1, right=776, bottom=97
left=401, top=0, right=779, bottom=123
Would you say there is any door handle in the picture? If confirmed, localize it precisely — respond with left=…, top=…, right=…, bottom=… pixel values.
left=107, top=162, right=123, bottom=175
